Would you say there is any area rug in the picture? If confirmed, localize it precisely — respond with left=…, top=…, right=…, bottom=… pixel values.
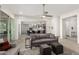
left=19, top=47, right=79, bottom=55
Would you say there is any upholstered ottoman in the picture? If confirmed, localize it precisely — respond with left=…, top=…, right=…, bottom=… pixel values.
left=51, top=42, right=63, bottom=55
left=40, top=44, right=51, bottom=55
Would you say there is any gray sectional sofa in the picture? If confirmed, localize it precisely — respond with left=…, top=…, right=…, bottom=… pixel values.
left=30, top=33, right=58, bottom=48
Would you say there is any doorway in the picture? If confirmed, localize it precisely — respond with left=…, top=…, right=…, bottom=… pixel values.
left=0, top=10, right=12, bottom=42
left=62, top=15, right=77, bottom=42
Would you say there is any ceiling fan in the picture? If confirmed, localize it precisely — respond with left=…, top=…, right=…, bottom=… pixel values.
left=41, top=4, right=52, bottom=18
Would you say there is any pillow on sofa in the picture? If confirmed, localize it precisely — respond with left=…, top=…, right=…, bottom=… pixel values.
left=0, top=41, right=11, bottom=51
left=50, top=34, right=55, bottom=39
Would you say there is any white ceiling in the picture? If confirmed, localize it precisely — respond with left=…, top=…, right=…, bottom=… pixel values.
left=1, top=4, right=79, bottom=16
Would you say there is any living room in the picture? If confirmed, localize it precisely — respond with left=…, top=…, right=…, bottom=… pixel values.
left=0, top=4, right=79, bottom=55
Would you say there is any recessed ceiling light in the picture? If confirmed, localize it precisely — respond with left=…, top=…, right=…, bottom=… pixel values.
left=42, top=15, right=46, bottom=18
left=19, top=11, right=23, bottom=15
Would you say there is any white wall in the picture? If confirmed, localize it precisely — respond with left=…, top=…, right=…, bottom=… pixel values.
left=50, top=16, right=60, bottom=36
left=45, top=18, right=52, bottom=33
left=62, top=16, right=77, bottom=38
left=60, top=9, right=79, bottom=44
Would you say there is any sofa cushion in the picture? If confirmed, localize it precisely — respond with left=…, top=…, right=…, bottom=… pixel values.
left=32, top=39, right=54, bottom=43
left=31, top=36, right=36, bottom=40
left=32, top=34, right=50, bottom=39
left=31, top=34, right=50, bottom=38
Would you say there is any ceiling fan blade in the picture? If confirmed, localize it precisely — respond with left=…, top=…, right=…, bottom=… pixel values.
left=33, top=4, right=53, bottom=19
left=45, top=15, right=52, bottom=17
left=42, top=4, right=53, bottom=18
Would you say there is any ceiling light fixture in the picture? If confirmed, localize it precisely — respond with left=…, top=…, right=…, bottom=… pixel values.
left=42, top=15, right=46, bottom=18
left=19, top=11, right=23, bottom=15
left=42, top=4, right=52, bottom=18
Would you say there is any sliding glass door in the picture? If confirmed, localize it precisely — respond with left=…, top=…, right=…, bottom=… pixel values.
left=0, top=10, right=8, bottom=41
left=0, top=10, right=12, bottom=42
